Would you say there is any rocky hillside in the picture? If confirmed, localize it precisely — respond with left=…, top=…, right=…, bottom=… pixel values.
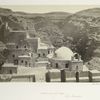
left=61, top=8, right=100, bottom=70
left=0, top=8, right=71, bottom=46
left=0, top=7, right=100, bottom=70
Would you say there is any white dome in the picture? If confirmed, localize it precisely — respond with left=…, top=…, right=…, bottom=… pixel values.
left=54, top=46, right=73, bottom=60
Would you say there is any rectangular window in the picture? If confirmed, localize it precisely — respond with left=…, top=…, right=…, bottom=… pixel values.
left=14, top=59, right=18, bottom=65
left=24, top=45, right=26, bottom=48
left=38, top=54, right=40, bottom=57
left=25, top=61, right=27, bottom=67
left=48, top=50, right=50, bottom=54
left=56, top=63, right=58, bottom=68
left=0, top=66, right=2, bottom=70
left=12, top=54, right=15, bottom=58
left=65, top=63, right=69, bottom=68
left=21, top=60, right=23, bottom=63
left=10, top=70, right=12, bottom=74
left=43, top=53, right=45, bottom=57
left=16, top=46, right=18, bottom=49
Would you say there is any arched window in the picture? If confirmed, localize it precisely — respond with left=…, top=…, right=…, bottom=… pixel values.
left=74, top=54, right=79, bottom=59
left=56, top=63, right=58, bottom=68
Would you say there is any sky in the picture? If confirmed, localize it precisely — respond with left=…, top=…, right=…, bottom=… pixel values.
left=0, top=5, right=100, bottom=13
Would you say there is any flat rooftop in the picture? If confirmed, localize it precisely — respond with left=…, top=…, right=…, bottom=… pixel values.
left=2, top=63, right=18, bottom=68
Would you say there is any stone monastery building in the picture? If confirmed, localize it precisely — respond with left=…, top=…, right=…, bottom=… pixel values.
left=0, top=22, right=85, bottom=75
left=6, top=32, right=55, bottom=68
left=47, top=46, right=83, bottom=72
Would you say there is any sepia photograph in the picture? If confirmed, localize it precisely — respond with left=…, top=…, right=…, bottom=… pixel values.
left=0, top=5, right=100, bottom=82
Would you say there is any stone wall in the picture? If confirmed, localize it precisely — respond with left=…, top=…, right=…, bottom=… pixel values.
left=0, top=67, right=17, bottom=74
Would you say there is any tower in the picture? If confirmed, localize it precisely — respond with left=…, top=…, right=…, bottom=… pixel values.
left=26, top=33, right=40, bottom=53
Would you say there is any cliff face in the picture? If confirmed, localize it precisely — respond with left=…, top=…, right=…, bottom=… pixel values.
left=0, top=7, right=100, bottom=69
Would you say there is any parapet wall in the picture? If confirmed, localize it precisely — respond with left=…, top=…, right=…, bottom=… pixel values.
left=0, top=74, right=35, bottom=82
left=45, top=70, right=100, bottom=82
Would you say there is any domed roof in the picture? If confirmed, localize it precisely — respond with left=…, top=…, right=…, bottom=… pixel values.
left=54, top=46, right=73, bottom=60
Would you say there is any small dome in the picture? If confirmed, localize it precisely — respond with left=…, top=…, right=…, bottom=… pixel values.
left=54, top=46, right=73, bottom=60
